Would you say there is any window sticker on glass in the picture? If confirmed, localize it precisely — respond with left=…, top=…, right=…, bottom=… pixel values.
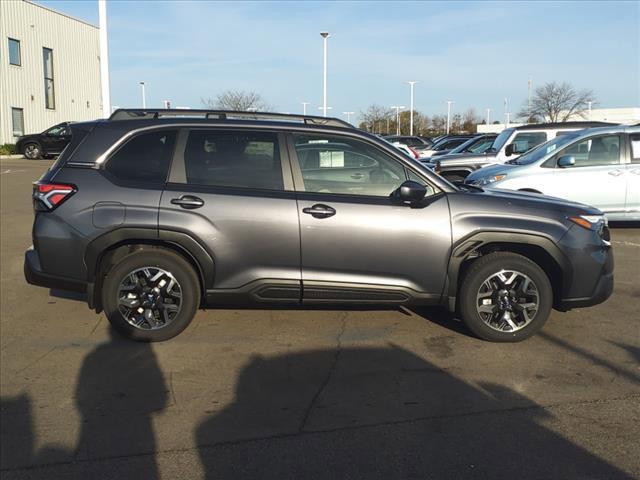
left=319, top=150, right=344, bottom=167
left=547, top=144, right=557, bottom=153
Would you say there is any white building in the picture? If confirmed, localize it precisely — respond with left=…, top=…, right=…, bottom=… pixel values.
left=477, top=107, right=640, bottom=134
left=0, top=0, right=103, bottom=144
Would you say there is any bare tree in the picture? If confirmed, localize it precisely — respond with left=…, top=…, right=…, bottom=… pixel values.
left=360, top=104, right=393, bottom=134
left=519, top=82, right=596, bottom=123
left=202, top=90, right=272, bottom=111
left=430, top=115, right=447, bottom=135
left=462, top=108, right=479, bottom=132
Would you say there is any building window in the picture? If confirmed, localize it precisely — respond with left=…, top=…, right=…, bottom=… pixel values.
left=43, top=47, right=55, bottom=109
left=8, top=38, right=21, bottom=66
left=12, top=108, right=24, bottom=137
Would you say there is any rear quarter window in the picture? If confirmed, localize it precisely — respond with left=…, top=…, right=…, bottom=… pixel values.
left=105, top=130, right=177, bottom=185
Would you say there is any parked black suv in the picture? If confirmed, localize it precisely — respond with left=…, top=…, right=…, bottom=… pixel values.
left=16, top=122, right=72, bottom=159
left=25, top=109, right=613, bottom=342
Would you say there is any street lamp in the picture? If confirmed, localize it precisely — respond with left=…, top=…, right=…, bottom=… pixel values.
left=320, top=31, right=330, bottom=117
left=486, top=108, right=491, bottom=125
left=390, top=106, right=405, bottom=135
left=139, top=81, right=146, bottom=109
left=302, top=102, right=310, bottom=115
left=446, top=100, right=453, bottom=134
left=343, top=111, right=355, bottom=124
left=406, top=81, right=418, bottom=135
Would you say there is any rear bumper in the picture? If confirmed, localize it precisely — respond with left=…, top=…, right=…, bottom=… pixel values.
left=24, top=246, right=86, bottom=293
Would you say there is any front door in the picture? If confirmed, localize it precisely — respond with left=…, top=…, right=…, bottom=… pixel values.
left=289, top=132, right=452, bottom=303
left=626, top=133, right=640, bottom=220
left=542, top=134, right=626, bottom=214
left=160, top=129, right=301, bottom=301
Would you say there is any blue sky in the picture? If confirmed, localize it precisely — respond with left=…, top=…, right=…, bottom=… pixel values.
left=38, top=0, right=639, bottom=124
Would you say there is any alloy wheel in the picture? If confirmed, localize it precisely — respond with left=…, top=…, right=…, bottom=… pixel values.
left=117, top=267, right=182, bottom=330
left=24, top=144, right=40, bottom=159
left=476, top=269, right=539, bottom=332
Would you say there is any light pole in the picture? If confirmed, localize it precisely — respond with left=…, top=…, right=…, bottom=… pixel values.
left=504, top=97, right=508, bottom=125
left=139, top=81, right=146, bottom=109
left=302, top=102, right=310, bottom=115
left=98, top=0, right=111, bottom=118
left=446, top=100, right=453, bottom=134
left=406, top=81, right=418, bottom=135
left=486, top=108, right=491, bottom=125
left=527, top=77, right=532, bottom=122
left=320, top=31, right=329, bottom=117
left=390, top=106, right=405, bottom=135
left=343, top=111, right=355, bottom=124
left=318, top=106, right=332, bottom=115
left=587, top=101, right=592, bottom=120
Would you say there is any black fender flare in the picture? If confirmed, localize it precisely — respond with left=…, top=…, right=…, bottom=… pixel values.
left=84, top=227, right=215, bottom=290
left=443, top=230, right=572, bottom=309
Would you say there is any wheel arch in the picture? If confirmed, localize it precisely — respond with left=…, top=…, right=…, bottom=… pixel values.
left=85, top=228, right=214, bottom=311
left=445, top=232, right=571, bottom=311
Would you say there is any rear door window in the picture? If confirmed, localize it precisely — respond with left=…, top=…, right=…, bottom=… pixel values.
left=106, top=130, right=177, bottom=184
left=182, top=130, right=284, bottom=190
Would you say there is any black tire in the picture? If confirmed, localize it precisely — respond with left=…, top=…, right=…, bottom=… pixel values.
left=458, top=252, right=552, bottom=342
left=23, top=142, right=42, bottom=160
left=102, top=248, right=200, bottom=342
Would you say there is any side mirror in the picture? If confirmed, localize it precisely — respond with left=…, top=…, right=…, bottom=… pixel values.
left=557, top=155, right=576, bottom=168
left=393, top=180, right=427, bottom=204
left=505, top=143, right=515, bottom=156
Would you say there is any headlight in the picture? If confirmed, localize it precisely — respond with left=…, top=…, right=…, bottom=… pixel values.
left=476, top=174, right=506, bottom=186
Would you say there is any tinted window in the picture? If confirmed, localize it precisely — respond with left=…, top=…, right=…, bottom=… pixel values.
left=559, top=135, right=621, bottom=167
left=294, top=134, right=407, bottom=196
left=45, top=124, right=69, bottom=136
left=183, top=130, right=283, bottom=190
left=106, top=130, right=177, bottom=184
left=8, top=38, right=21, bottom=66
left=438, top=138, right=467, bottom=150
left=512, top=132, right=547, bottom=153
left=630, top=134, right=640, bottom=164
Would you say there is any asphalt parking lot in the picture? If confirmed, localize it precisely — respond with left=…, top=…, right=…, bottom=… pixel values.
left=1, top=157, right=639, bottom=479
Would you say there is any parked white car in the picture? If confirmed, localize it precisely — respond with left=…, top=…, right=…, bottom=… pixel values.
left=465, top=125, right=640, bottom=221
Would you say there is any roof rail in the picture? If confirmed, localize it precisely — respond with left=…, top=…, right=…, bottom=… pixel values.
left=108, top=108, right=353, bottom=129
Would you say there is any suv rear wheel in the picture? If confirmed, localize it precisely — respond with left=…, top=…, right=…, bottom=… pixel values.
left=458, top=252, right=552, bottom=342
left=23, top=143, right=42, bottom=159
left=102, top=248, right=200, bottom=341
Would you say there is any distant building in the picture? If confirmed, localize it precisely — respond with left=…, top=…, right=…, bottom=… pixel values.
left=0, top=0, right=102, bottom=144
left=477, top=107, right=640, bottom=134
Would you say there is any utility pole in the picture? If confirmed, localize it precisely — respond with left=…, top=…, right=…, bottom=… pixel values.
left=390, top=106, right=405, bottom=135
left=343, top=111, right=355, bottom=124
left=320, top=32, right=329, bottom=117
left=446, top=100, right=453, bottom=134
left=139, top=81, right=146, bottom=109
left=98, top=0, right=111, bottom=118
left=302, top=102, right=310, bottom=115
left=406, top=81, right=418, bottom=135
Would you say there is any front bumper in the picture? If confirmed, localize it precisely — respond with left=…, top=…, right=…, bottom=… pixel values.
left=557, top=271, right=614, bottom=310
left=24, top=246, right=86, bottom=293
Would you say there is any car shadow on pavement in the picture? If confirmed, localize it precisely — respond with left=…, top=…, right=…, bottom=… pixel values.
left=194, top=344, right=633, bottom=480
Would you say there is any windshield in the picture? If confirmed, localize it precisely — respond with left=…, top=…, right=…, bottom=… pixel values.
left=488, top=128, right=514, bottom=153
left=448, top=137, right=478, bottom=154
left=510, top=133, right=580, bottom=165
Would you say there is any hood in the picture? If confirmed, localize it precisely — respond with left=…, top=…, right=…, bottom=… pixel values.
left=461, top=185, right=601, bottom=217
left=15, top=134, right=40, bottom=145
left=465, top=163, right=519, bottom=182
left=437, top=152, right=495, bottom=165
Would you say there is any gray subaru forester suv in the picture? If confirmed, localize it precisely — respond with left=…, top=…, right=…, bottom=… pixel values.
left=25, top=109, right=614, bottom=342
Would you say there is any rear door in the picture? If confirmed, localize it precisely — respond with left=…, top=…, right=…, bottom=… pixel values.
left=626, top=133, right=640, bottom=219
left=159, top=128, right=301, bottom=300
left=289, top=132, right=452, bottom=303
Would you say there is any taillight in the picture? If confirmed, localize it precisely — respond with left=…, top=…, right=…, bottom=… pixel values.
left=33, top=182, right=76, bottom=211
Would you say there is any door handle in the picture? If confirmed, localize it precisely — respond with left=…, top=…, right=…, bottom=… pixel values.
left=350, top=173, right=365, bottom=179
left=608, top=169, right=624, bottom=177
left=171, top=195, right=204, bottom=209
left=302, top=204, right=336, bottom=218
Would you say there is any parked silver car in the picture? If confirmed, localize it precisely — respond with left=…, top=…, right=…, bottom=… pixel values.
left=465, top=125, right=640, bottom=221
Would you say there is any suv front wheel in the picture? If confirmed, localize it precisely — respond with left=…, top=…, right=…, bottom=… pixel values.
left=102, top=248, right=200, bottom=341
left=458, top=252, right=552, bottom=342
